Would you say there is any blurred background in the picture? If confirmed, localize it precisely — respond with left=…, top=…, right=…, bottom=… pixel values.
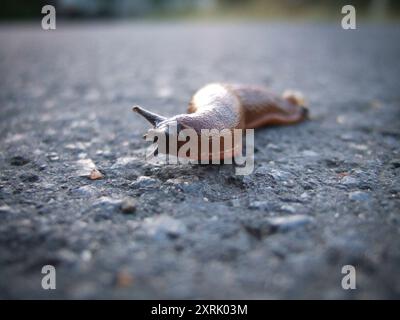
left=1, top=0, right=399, bottom=21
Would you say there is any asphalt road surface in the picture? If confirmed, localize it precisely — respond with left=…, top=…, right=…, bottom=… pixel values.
left=0, top=21, right=399, bottom=299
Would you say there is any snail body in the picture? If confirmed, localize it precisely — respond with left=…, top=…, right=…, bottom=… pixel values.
left=133, top=83, right=308, bottom=160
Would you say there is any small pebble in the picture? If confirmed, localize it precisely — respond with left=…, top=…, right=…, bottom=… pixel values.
left=243, top=214, right=314, bottom=239
left=120, top=197, right=137, bottom=214
left=47, top=152, right=59, bottom=162
left=268, top=215, right=314, bottom=232
left=230, top=198, right=241, bottom=207
left=0, top=205, right=12, bottom=214
left=349, top=143, right=368, bottom=151
left=280, top=204, right=296, bottom=213
left=81, top=250, right=92, bottom=262
left=142, top=215, right=186, bottom=240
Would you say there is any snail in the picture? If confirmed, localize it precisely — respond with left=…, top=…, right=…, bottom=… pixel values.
left=132, top=83, right=308, bottom=161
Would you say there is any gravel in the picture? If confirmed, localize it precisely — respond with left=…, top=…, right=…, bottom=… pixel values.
left=0, top=21, right=399, bottom=299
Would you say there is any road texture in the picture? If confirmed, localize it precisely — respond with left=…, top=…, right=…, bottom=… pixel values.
left=0, top=22, right=399, bottom=299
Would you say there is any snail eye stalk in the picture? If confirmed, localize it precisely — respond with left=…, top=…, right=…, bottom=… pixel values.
left=132, top=105, right=166, bottom=127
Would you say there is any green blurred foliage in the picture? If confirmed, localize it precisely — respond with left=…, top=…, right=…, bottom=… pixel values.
left=1, top=0, right=399, bottom=20
left=0, top=0, right=53, bottom=19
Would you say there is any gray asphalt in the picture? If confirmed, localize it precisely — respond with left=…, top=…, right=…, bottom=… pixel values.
left=0, top=21, right=399, bottom=299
